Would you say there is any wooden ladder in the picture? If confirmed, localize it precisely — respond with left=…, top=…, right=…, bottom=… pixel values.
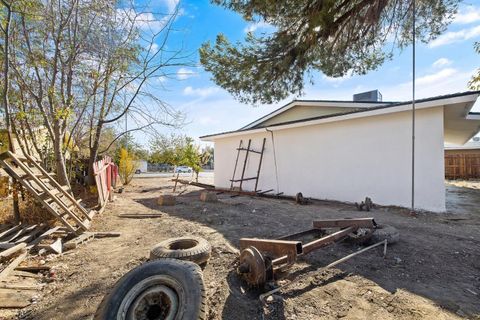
left=230, top=138, right=266, bottom=191
left=0, top=151, right=96, bottom=234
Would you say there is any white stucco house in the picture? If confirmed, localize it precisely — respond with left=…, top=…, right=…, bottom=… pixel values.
left=201, top=91, right=480, bottom=212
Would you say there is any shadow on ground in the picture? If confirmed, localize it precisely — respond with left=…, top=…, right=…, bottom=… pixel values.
left=135, top=188, right=480, bottom=319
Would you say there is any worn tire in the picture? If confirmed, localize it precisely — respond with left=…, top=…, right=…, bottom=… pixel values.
left=150, top=237, right=212, bottom=267
left=94, top=259, right=206, bottom=320
left=371, top=224, right=400, bottom=244
left=346, top=227, right=374, bottom=245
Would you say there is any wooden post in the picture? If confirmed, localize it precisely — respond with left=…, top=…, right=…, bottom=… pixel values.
left=254, top=138, right=266, bottom=192
left=239, top=139, right=251, bottom=190
left=230, top=140, right=243, bottom=189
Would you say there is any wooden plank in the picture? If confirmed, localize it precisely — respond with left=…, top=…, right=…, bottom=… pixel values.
left=0, top=243, right=26, bottom=261
left=0, top=289, right=32, bottom=308
left=15, top=265, right=50, bottom=273
left=2, top=225, right=37, bottom=243
left=12, top=270, right=42, bottom=279
left=26, top=226, right=62, bottom=250
left=0, top=251, right=27, bottom=281
left=118, top=213, right=163, bottom=219
left=63, top=232, right=94, bottom=251
left=93, top=232, right=121, bottom=238
left=14, top=225, right=47, bottom=245
left=0, top=283, right=44, bottom=290
left=0, top=224, right=22, bottom=241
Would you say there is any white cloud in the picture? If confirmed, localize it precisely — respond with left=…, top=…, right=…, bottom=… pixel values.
left=183, top=86, right=219, bottom=97
left=244, top=21, right=272, bottom=33
left=454, top=6, right=480, bottom=24
left=432, top=58, right=452, bottom=68
left=117, top=9, right=170, bottom=32
left=416, top=68, right=457, bottom=86
left=164, top=0, right=179, bottom=13
left=198, top=116, right=219, bottom=126
left=429, top=25, right=480, bottom=47
left=378, top=68, right=475, bottom=101
left=177, top=68, right=197, bottom=80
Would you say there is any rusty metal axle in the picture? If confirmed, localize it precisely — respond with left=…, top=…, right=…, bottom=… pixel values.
left=237, top=218, right=377, bottom=286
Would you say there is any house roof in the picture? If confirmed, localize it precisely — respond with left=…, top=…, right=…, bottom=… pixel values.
left=445, top=140, right=480, bottom=150
left=241, top=99, right=396, bottom=129
left=201, top=91, right=480, bottom=142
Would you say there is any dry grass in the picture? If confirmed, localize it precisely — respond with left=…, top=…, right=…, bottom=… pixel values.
left=0, top=192, right=57, bottom=226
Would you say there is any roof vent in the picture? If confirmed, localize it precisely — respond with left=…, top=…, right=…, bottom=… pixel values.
left=353, top=90, right=382, bottom=102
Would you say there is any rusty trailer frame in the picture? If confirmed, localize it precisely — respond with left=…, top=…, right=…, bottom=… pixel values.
left=237, top=218, right=377, bottom=286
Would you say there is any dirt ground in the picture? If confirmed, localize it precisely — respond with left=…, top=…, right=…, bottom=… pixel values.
left=2, top=177, right=480, bottom=320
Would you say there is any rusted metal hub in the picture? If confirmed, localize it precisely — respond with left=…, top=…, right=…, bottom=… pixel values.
left=128, top=285, right=179, bottom=320
left=238, top=246, right=266, bottom=286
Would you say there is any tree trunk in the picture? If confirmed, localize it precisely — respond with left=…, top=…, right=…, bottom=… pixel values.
left=53, top=132, right=70, bottom=188
left=87, top=122, right=103, bottom=186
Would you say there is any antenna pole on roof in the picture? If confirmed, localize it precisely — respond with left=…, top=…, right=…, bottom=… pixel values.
left=411, top=0, right=416, bottom=215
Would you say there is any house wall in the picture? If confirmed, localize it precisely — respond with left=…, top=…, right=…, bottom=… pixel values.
left=214, top=107, right=446, bottom=212
left=258, top=105, right=360, bottom=127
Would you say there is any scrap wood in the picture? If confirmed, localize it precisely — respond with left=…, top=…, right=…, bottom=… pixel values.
left=0, top=224, right=22, bottom=241
left=12, top=270, right=42, bottom=279
left=259, top=240, right=388, bottom=302
left=0, top=283, right=45, bottom=290
left=0, top=251, right=27, bottom=281
left=15, top=265, right=50, bottom=273
left=14, top=225, right=47, bottom=245
left=171, top=178, right=215, bottom=190
left=26, top=226, right=63, bottom=250
left=118, top=213, right=162, bottom=219
left=0, top=243, right=26, bottom=261
left=37, top=238, right=62, bottom=254
left=0, top=289, right=32, bottom=308
left=93, top=232, right=121, bottom=238
left=2, top=225, right=37, bottom=243
left=63, top=232, right=94, bottom=251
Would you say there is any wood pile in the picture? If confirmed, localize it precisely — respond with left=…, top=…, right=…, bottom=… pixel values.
left=0, top=223, right=119, bottom=310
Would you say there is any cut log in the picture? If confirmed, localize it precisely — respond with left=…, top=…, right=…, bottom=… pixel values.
left=0, top=243, right=26, bottom=261
left=200, top=191, right=218, bottom=202
left=157, top=194, right=175, bottom=206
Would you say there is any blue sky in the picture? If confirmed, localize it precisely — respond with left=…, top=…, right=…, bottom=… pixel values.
left=130, top=0, right=480, bottom=147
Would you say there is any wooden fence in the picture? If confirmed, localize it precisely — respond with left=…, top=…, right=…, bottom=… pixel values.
left=93, top=156, right=118, bottom=210
left=445, top=153, right=480, bottom=180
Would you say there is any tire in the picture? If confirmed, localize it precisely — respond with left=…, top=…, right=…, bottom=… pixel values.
left=150, top=237, right=211, bottom=267
left=371, top=224, right=400, bottom=244
left=346, top=227, right=374, bottom=245
left=94, top=259, right=206, bottom=320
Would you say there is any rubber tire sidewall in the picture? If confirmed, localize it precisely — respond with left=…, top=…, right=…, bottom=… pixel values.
left=371, top=224, right=400, bottom=244
left=150, top=237, right=212, bottom=266
left=94, top=259, right=206, bottom=320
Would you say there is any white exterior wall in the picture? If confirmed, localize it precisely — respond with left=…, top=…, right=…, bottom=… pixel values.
left=214, top=107, right=446, bottom=212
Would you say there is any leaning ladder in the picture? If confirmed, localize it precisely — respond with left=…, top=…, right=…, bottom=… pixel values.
left=0, top=151, right=95, bottom=234
left=230, top=138, right=266, bottom=191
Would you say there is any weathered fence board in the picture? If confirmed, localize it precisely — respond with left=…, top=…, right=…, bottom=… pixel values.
left=445, top=153, right=480, bottom=180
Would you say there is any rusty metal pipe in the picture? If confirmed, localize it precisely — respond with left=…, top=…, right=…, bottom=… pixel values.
left=271, top=226, right=357, bottom=266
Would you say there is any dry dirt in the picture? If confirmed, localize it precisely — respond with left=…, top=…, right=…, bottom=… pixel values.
left=2, top=177, right=480, bottom=320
